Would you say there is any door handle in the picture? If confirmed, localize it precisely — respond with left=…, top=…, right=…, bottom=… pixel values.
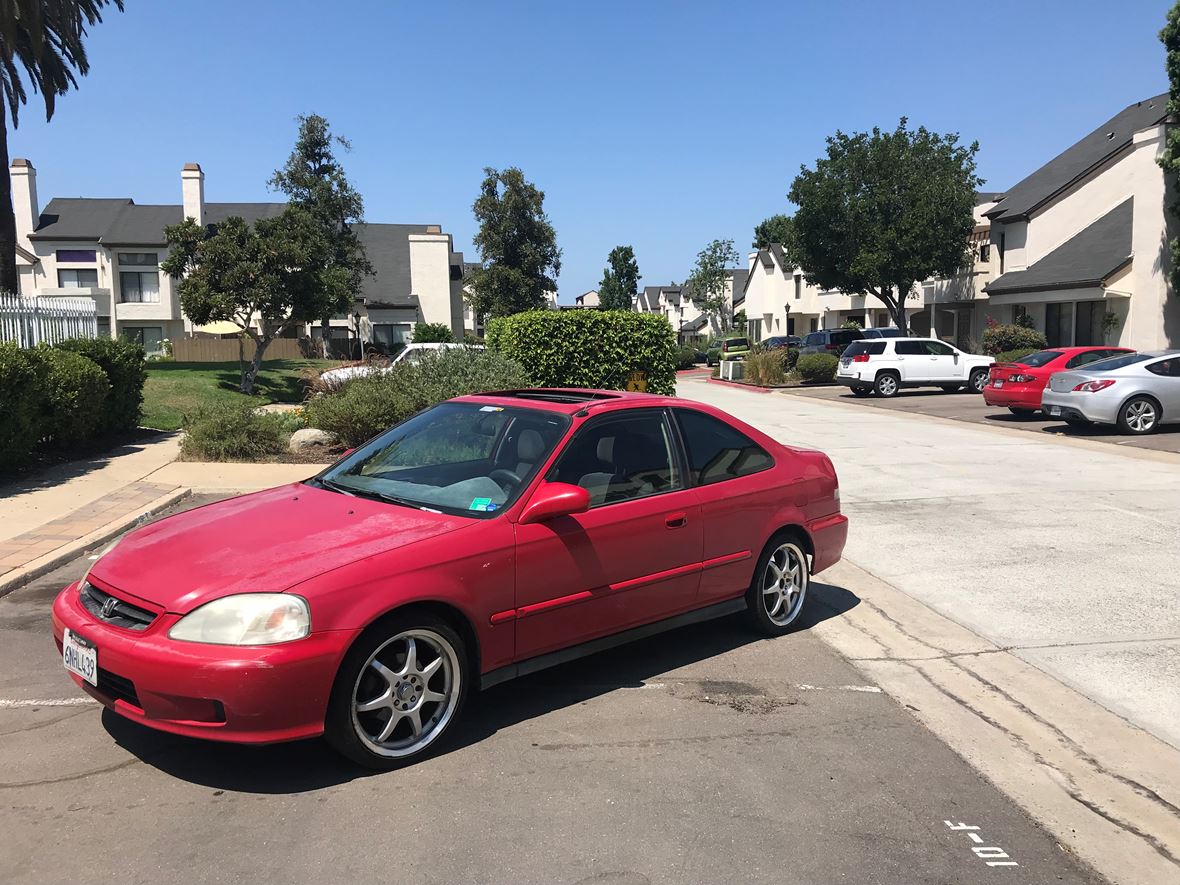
left=665, top=512, right=688, bottom=528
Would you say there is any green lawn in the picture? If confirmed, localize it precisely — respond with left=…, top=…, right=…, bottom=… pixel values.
left=142, top=359, right=341, bottom=431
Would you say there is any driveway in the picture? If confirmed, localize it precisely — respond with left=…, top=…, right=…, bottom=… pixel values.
left=0, top=510, right=1098, bottom=884
left=681, top=376, right=1180, bottom=751
left=783, top=383, right=1180, bottom=455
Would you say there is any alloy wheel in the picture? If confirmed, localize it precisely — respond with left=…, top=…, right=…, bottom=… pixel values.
left=876, top=375, right=898, bottom=397
left=1124, top=400, right=1157, bottom=433
left=351, top=629, right=461, bottom=758
left=971, top=371, right=987, bottom=393
left=762, top=543, right=808, bottom=627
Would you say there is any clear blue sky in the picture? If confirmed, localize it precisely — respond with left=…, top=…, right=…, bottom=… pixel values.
left=8, top=0, right=1171, bottom=302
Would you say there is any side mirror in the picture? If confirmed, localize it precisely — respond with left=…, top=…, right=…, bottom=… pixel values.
left=519, top=482, right=590, bottom=525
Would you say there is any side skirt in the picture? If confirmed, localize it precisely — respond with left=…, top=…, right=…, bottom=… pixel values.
left=479, top=597, right=748, bottom=690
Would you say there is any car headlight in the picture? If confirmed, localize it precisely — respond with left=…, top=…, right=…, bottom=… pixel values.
left=80, top=537, right=122, bottom=587
left=169, top=594, right=310, bottom=645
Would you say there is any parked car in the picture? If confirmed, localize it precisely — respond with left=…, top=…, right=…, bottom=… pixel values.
left=53, top=389, right=847, bottom=768
left=835, top=338, right=994, bottom=397
left=1041, top=350, right=1180, bottom=434
left=319, top=343, right=484, bottom=389
left=763, top=335, right=802, bottom=350
left=862, top=327, right=907, bottom=339
left=800, top=328, right=865, bottom=356
left=705, top=336, right=751, bottom=366
left=982, top=346, right=1133, bottom=416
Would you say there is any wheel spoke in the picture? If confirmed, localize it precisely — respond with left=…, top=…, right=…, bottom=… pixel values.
left=370, top=659, right=397, bottom=688
left=767, top=592, right=784, bottom=616
left=406, top=708, right=423, bottom=737
left=423, top=689, right=447, bottom=705
left=400, top=637, right=418, bottom=676
left=376, top=711, right=400, bottom=743
left=421, top=654, right=443, bottom=680
left=356, top=688, right=393, bottom=713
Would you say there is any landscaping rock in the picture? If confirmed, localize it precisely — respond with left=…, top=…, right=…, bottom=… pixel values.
left=289, top=427, right=338, bottom=453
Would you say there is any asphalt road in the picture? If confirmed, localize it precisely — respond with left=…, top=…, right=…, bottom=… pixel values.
left=0, top=497, right=1098, bottom=885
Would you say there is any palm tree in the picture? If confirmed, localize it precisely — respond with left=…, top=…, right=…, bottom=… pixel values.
left=0, top=1, right=124, bottom=293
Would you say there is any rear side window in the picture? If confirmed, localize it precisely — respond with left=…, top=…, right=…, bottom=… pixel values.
left=1146, top=357, right=1180, bottom=377
left=843, top=341, right=885, bottom=356
left=674, top=409, right=773, bottom=486
left=1065, top=349, right=1122, bottom=369
left=894, top=340, right=926, bottom=355
left=804, top=333, right=824, bottom=346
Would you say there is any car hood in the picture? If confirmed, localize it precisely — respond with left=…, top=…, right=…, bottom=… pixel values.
left=89, top=483, right=471, bottom=613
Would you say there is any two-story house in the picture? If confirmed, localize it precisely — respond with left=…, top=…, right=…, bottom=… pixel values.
left=10, top=159, right=468, bottom=353
left=635, top=269, right=748, bottom=343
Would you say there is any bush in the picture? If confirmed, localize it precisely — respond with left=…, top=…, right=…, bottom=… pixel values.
left=745, top=348, right=789, bottom=386
left=982, top=323, right=1046, bottom=356
left=180, top=400, right=288, bottom=461
left=796, top=353, right=839, bottom=383
left=996, top=347, right=1040, bottom=364
left=0, top=343, right=44, bottom=472
left=785, top=347, right=800, bottom=371
left=31, top=346, right=109, bottom=448
left=57, top=337, right=146, bottom=433
left=674, top=344, right=699, bottom=370
left=305, top=347, right=531, bottom=447
left=486, top=310, right=676, bottom=394
left=412, top=322, right=455, bottom=344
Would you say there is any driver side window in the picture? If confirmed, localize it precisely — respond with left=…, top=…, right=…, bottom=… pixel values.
left=549, top=412, right=681, bottom=507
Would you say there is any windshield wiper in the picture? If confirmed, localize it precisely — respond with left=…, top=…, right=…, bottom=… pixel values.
left=318, top=478, right=426, bottom=511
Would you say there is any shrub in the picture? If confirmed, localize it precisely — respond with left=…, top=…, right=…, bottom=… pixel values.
left=674, top=344, right=699, bottom=370
left=745, top=348, right=789, bottom=386
left=57, top=337, right=147, bottom=433
left=982, top=323, right=1046, bottom=356
left=486, top=310, right=676, bottom=394
left=796, top=353, right=839, bottom=383
left=305, top=347, right=531, bottom=447
left=180, top=400, right=288, bottom=461
left=412, top=322, right=455, bottom=343
left=785, top=347, right=800, bottom=371
left=0, top=343, right=44, bottom=472
left=31, top=346, right=109, bottom=448
left=996, top=347, right=1040, bottom=364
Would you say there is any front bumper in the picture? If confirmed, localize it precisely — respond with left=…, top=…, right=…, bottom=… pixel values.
left=1040, top=389, right=1120, bottom=425
left=52, top=582, right=357, bottom=744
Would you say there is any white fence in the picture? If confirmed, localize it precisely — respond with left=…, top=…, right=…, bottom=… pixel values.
left=0, top=293, right=98, bottom=347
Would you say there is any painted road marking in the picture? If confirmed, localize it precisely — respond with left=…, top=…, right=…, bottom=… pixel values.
left=945, top=821, right=1019, bottom=867
left=0, top=697, right=96, bottom=709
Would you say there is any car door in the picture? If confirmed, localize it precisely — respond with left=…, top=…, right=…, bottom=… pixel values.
left=512, top=409, right=703, bottom=659
left=924, top=340, right=964, bottom=381
left=892, top=339, right=927, bottom=381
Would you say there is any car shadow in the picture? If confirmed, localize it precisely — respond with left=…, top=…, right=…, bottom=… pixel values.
left=101, top=581, right=861, bottom=793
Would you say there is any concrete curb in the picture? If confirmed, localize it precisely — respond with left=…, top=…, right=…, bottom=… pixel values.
left=0, top=487, right=191, bottom=600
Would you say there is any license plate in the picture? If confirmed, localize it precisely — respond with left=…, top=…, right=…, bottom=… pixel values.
left=63, top=628, right=97, bottom=686
left=1045, top=405, right=1061, bottom=417
left=992, top=380, right=1004, bottom=388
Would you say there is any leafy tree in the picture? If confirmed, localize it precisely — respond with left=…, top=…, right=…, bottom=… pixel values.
left=686, top=239, right=740, bottom=332
left=467, top=167, right=561, bottom=320
left=752, top=214, right=793, bottom=249
left=412, top=321, right=454, bottom=343
left=162, top=211, right=348, bottom=394
left=269, top=114, right=372, bottom=355
left=598, top=245, right=640, bottom=310
left=1160, top=3, right=1180, bottom=292
left=733, top=308, right=747, bottom=329
left=0, top=0, right=124, bottom=293
left=784, top=119, right=981, bottom=335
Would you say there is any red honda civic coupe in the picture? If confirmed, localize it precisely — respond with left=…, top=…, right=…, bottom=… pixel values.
left=982, top=346, right=1133, bottom=415
left=53, top=389, right=847, bottom=768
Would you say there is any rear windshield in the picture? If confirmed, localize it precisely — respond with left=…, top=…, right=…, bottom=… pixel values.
left=724, top=338, right=749, bottom=349
left=1082, top=352, right=1153, bottom=371
left=1014, top=350, right=1064, bottom=368
left=843, top=341, right=885, bottom=357
left=832, top=329, right=863, bottom=344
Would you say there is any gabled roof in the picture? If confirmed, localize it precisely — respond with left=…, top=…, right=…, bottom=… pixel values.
left=728, top=268, right=749, bottom=306
left=31, top=198, right=133, bottom=240
left=985, top=94, right=1167, bottom=223
left=985, top=198, right=1133, bottom=295
left=680, top=315, right=709, bottom=332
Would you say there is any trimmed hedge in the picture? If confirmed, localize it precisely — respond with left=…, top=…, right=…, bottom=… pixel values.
left=486, top=310, right=676, bottom=395
left=0, top=344, right=44, bottom=472
left=797, top=352, right=839, bottom=383
left=57, top=337, right=146, bottom=433
left=34, top=347, right=110, bottom=447
left=995, top=347, right=1041, bottom=365
left=982, top=323, right=1046, bottom=356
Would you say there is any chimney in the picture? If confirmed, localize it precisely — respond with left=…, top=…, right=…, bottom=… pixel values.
left=181, top=162, right=205, bottom=227
left=9, top=158, right=38, bottom=245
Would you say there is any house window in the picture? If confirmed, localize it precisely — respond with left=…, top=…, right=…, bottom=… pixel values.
left=999, top=233, right=1006, bottom=274
left=118, top=252, right=159, bottom=267
left=56, top=249, right=96, bottom=263
left=794, top=275, right=802, bottom=299
left=58, top=268, right=98, bottom=288
left=120, top=271, right=160, bottom=303
left=1045, top=302, right=1073, bottom=348
left=121, top=326, right=164, bottom=354
left=97, top=318, right=111, bottom=338
left=979, top=244, right=990, bottom=264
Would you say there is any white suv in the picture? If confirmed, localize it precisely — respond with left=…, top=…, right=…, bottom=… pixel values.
left=835, top=338, right=994, bottom=397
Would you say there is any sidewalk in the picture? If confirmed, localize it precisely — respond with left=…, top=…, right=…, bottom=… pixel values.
left=0, top=435, right=330, bottom=597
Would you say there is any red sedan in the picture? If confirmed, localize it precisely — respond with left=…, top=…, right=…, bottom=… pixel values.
left=982, top=346, right=1132, bottom=415
left=53, top=389, right=847, bottom=768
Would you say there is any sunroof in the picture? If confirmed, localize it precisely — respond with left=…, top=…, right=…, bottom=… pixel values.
left=479, top=389, right=622, bottom=404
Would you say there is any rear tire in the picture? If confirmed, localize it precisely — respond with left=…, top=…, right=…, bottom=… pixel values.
left=744, top=534, right=810, bottom=637
left=1117, top=396, right=1160, bottom=435
left=873, top=372, right=900, bottom=398
left=850, top=386, right=871, bottom=397
left=968, top=369, right=989, bottom=394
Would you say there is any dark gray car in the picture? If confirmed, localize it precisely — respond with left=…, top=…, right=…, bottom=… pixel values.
left=800, top=328, right=865, bottom=356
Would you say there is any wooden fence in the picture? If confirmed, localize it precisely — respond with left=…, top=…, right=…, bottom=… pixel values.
left=171, top=337, right=307, bottom=362
left=0, top=293, right=97, bottom=347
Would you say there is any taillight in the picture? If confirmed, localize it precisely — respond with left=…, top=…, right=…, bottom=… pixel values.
left=826, top=344, right=839, bottom=351
left=1008, top=374, right=1036, bottom=383
left=852, top=353, right=870, bottom=363
left=1073, top=379, right=1116, bottom=392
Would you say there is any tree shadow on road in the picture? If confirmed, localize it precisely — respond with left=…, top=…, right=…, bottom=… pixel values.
left=102, top=580, right=860, bottom=793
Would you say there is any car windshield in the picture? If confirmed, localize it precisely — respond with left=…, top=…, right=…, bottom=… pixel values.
left=1081, top=352, right=1153, bottom=372
left=314, top=402, right=569, bottom=517
left=1014, top=350, right=1064, bottom=367
left=725, top=338, right=749, bottom=349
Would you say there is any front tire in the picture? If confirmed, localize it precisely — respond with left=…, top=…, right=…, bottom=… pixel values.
left=325, top=613, right=468, bottom=770
left=874, top=372, right=900, bottom=398
left=1117, top=396, right=1160, bottom=435
left=745, top=535, right=810, bottom=636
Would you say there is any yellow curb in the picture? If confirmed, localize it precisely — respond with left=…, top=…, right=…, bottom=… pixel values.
left=0, top=487, right=191, bottom=600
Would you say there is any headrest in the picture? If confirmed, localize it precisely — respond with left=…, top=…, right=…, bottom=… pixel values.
left=517, top=428, right=545, bottom=461
left=596, top=435, right=615, bottom=463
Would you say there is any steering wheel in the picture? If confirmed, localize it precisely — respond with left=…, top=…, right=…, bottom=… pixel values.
left=489, top=468, right=523, bottom=492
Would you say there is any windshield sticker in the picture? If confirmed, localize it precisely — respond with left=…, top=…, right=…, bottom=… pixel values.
left=479, top=406, right=504, bottom=412
left=470, top=497, right=493, bottom=511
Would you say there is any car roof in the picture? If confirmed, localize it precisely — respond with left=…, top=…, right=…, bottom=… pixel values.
left=454, top=388, right=697, bottom=416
